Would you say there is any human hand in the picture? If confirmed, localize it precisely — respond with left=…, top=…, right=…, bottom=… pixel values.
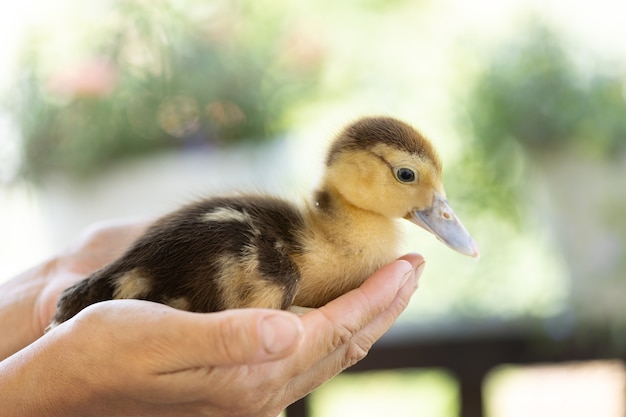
left=0, top=253, right=424, bottom=417
left=0, top=218, right=150, bottom=360
left=36, top=218, right=152, bottom=332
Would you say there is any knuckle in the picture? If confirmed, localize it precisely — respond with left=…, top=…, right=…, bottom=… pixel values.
left=69, top=302, right=107, bottom=333
left=319, top=308, right=371, bottom=369
left=332, top=324, right=354, bottom=350
left=343, top=335, right=375, bottom=368
left=319, top=309, right=356, bottom=351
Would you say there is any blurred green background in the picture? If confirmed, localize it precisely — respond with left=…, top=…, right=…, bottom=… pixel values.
left=1, top=0, right=625, bottom=415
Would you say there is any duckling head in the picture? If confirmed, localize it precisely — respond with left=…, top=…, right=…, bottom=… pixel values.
left=324, top=116, right=480, bottom=259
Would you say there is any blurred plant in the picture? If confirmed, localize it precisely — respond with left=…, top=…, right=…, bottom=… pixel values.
left=456, top=20, right=626, bottom=221
left=10, top=0, right=323, bottom=180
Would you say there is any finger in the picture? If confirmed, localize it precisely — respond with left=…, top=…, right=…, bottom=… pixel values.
left=354, top=254, right=425, bottom=346
left=57, top=301, right=304, bottom=406
left=291, top=254, right=424, bottom=375
left=166, top=254, right=422, bottom=373
left=37, top=271, right=86, bottom=331
left=154, top=256, right=422, bottom=404
left=337, top=258, right=424, bottom=366
left=151, top=307, right=304, bottom=372
left=313, top=254, right=423, bottom=358
left=63, top=218, right=152, bottom=274
left=283, top=255, right=424, bottom=400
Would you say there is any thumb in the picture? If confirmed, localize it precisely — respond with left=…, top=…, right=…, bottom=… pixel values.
left=168, top=308, right=305, bottom=368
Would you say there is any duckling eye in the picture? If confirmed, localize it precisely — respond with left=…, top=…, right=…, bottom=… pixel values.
left=395, top=168, right=417, bottom=183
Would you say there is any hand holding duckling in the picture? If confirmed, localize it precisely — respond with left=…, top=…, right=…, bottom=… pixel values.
left=0, top=218, right=424, bottom=416
left=49, top=116, right=478, bottom=329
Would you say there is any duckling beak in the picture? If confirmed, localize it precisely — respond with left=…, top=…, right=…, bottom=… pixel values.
left=407, top=193, right=480, bottom=259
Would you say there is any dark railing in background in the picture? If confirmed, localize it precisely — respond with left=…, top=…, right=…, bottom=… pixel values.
left=285, top=319, right=626, bottom=417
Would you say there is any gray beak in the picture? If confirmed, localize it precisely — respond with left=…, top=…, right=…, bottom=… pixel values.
left=408, top=193, right=480, bottom=259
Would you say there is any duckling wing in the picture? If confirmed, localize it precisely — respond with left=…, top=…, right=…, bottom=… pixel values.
left=49, top=196, right=306, bottom=328
left=191, top=196, right=305, bottom=311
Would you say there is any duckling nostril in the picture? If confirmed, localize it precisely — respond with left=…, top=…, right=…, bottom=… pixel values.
left=442, top=212, right=451, bottom=220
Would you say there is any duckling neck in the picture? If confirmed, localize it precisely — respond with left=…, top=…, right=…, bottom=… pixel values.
left=293, top=184, right=402, bottom=307
left=309, top=186, right=399, bottom=245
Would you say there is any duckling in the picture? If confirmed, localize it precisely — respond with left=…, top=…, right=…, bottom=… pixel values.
left=48, top=116, right=479, bottom=329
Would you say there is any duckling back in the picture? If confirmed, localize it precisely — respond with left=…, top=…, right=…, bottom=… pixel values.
left=50, top=196, right=306, bottom=328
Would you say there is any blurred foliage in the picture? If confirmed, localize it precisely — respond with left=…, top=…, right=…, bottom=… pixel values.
left=458, top=21, right=626, bottom=221
left=9, top=0, right=322, bottom=180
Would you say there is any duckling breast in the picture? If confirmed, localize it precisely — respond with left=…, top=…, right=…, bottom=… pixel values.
left=291, top=195, right=402, bottom=307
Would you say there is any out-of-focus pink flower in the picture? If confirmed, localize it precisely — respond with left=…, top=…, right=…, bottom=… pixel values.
left=46, top=58, right=118, bottom=98
left=279, top=23, right=326, bottom=74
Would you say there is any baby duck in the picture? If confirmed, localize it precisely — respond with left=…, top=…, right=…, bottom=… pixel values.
left=49, top=116, right=479, bottom=328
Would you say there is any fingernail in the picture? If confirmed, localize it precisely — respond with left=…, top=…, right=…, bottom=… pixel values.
left=400, top=260, right=425, bottom=291
left=261, top=314, right=303, bottom=355
left=399, top=260, right=415, bottom=288
left=414, top=261, right=426, bottom=285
